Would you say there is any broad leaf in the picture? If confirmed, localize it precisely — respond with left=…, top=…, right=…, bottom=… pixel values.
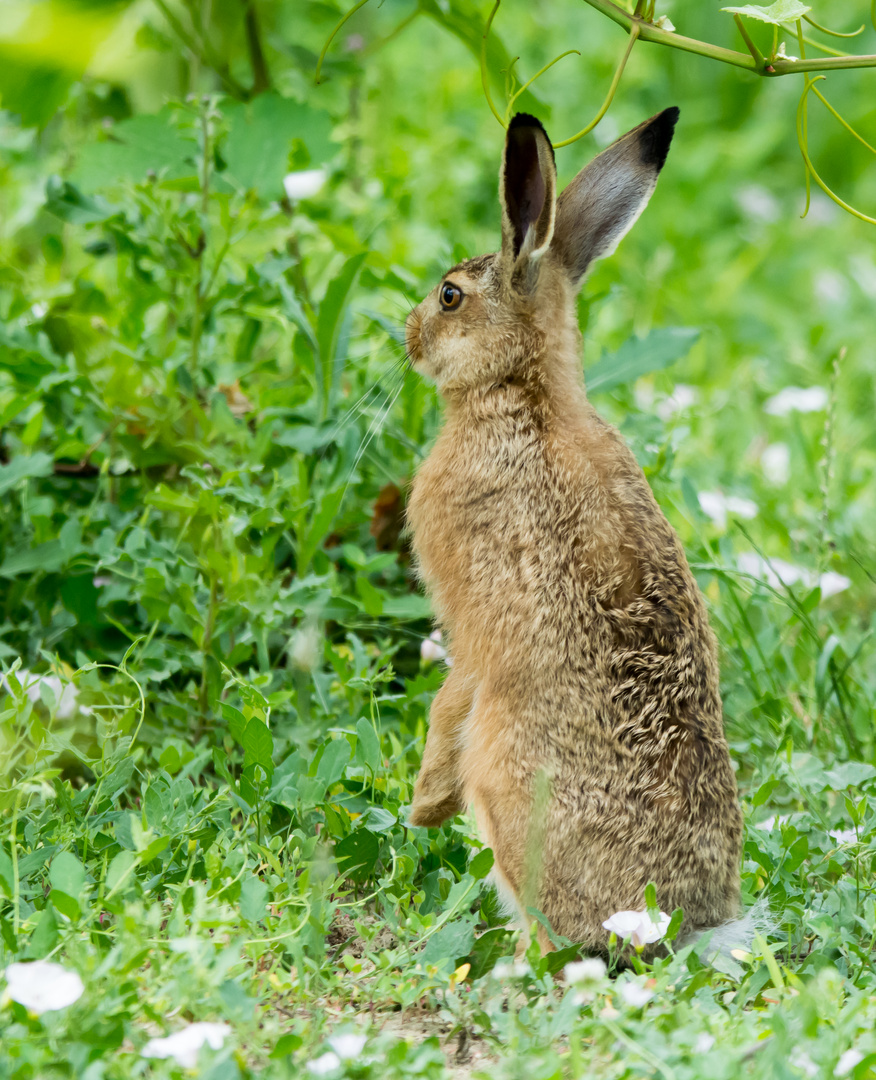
left=721, top=2, right=811, bottom=24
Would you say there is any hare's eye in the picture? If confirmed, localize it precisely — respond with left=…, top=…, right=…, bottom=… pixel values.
left=439, top=282, right=463, bottom=310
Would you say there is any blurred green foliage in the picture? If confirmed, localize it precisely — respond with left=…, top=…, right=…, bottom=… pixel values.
left=0, top=0, right=875, bottom=1076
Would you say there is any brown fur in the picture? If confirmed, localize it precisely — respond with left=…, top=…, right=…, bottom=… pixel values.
left=405, top=111, right=742, bottom=953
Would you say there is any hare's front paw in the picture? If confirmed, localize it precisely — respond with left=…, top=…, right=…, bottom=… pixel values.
left=409, top=790, right=464, bottom=827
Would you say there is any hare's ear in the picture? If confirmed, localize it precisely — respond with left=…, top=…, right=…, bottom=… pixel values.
left=551, top=107, right=678, bottom=286
left=500, top=113, right=557, bottom=267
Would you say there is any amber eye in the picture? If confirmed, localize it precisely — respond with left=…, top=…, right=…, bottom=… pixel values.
left=439, top=282, right=463, bottom=310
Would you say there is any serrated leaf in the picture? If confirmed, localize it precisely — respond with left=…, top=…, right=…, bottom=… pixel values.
left=721, top=1, right=810, bottom=24
left=586, top=327, right=700, bottom=396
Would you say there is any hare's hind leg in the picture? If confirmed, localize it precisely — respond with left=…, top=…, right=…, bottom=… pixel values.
left=410, top=666, right=475, bottom=826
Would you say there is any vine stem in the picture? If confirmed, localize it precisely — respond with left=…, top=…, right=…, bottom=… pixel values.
left=554, top=23, right=639, bottom=147
left=481, top=0, right=505, bottom=126
left=316, top=0, right=371, bottom=83
left=578, top=0, right=876, bottom=76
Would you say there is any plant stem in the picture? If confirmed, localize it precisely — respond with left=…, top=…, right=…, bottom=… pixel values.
left=243, top=0, right=271, bottom=93
left=554, top=23, right=639, bottom=147
left=578, top=0, right=876, bottom=76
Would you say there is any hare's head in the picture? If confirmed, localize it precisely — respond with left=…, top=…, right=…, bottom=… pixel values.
left=405, top=108, right=678, bottom=395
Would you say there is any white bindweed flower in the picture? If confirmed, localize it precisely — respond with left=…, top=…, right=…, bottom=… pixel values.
left=814, top=270, right=849, bottom=307
left=736, top=552, right=850, bottom=599
left=0, top=669, right=81, bottom=719
left=3, top=961, right=84, bottom=1014
left=142, top=1022, right=230, bottom=1068
left=420, top=629, right=448, bottom=665
left=283, top=169, right=327, bottom=201
left=790, top=1050, right=818, bottom=1079
left=694, top=1033, right=716, bottom=1054
left=602, top=909, right=671, bottom=949
left=736, top=184, right=780, bottom=224
left=835, top=1049, right=864, bottom=1077
left=698, top=491, right=757, bottom=530
left=760, top=442, right=791, bottom=485
left=492, top=959, right=529, bottom=980
left=756, top=813, right=792, bottom=831
left=328, top=1033, right=366, bottom=1059
left=308, top=1051, right=342, bottom=1075
left=764, top=386, right=828, bottom=416
left=656, top=383, right=697, bottom=421
left=564, top=957, right=607, bottom=985
left=619, top=980, right=654, bottom=1008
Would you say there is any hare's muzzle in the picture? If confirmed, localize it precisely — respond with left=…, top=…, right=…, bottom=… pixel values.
left=404, top=307, right=423, bottom=367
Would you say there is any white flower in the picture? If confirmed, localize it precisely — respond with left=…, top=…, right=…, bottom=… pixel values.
left=835, top=1049, right=864, bottom=1077
left=619, top=979, right=654, bottom=1007
left=564, top=957, right=607, bottom=984
left=283, top=169, right=327, bottom=201
left=736, top=553, right=850, bottom=599
left=790, top=1050, right=818, bottom=1078
left=814, top=270, right=848, bottom=307
left=764, top=386, right=828, bottom=416
left=420, top=629, right=448, bottom=664
left=142, top=1022, right=230, bottom=1068
left=654, top=14, right=675, bottom=30
left=756, top=813, right=792, bottom=831
left=0, top=669, right=80, bottom=719
left=491, top=959, right=529, bottom=980
left=308, top=1051, right=342, bottom=1075
left=328, top=1033, right=366, bottom=1060
left=829, top=828, right=858, bottom=846
left=761, top=442, right=790, bottom=485
left=694, top=1033, right=716, bottom=1053
left=290, top=623, right=321, bottom=671
left=602, top=909, right=671, bottom=949
left=655, top=383, right=697, bottom=421
left=736, top=184, right=780, bottom=224
left=3, top=961, right=84, bottom=1014
left=698, top=491, right=758, bottom=530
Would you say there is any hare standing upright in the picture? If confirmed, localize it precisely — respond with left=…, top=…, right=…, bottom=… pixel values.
left=405, top=109, right=744, bottom=953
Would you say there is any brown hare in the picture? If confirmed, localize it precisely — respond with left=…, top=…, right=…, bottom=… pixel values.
left=405, top=108, right=745, bottom=956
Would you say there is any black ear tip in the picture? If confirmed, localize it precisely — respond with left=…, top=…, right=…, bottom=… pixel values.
left=508, top=112, right=548, bottom=135
left=640, top=106, right=680, bottom=171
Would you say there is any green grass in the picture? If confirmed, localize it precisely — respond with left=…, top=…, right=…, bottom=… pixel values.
left=1, top=1, right=876, bottom=1076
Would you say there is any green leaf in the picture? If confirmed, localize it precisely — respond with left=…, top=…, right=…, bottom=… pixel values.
left=355, top=717, right=381, bottom=775
left=222, top=703, right=249, bottom=745
left=315, top=252, right=367, bottom=415
left=317, top=737, right=351, bottom=788
left=70, top=108, right=197, bottom=192
left=239, top=874, right=269, bottom=922
left=25, top=907, right=59, bottom=958
left=44, top=176, right=116, bottom=224
left=721, top=1, right=810, bottom=24
left=585, top=327, right=700, bottom=396
left=469, top=848, right=494, bottom=881
left=49, top=850, right=85, bottom=897
left=105, top=850, right=137, bottom=896
left=0, top=517, right=82, bottom=577
left=0, top=453, right=53, bottom=496
left=223, top=94, right=334, bottom=198
left=242, top=717, right=274, bottom=778
left=467, top=927, right=514, bottom=979
left=334, top=829, right=380, bottom=882
left=421, top=921, right=476, bottom=967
